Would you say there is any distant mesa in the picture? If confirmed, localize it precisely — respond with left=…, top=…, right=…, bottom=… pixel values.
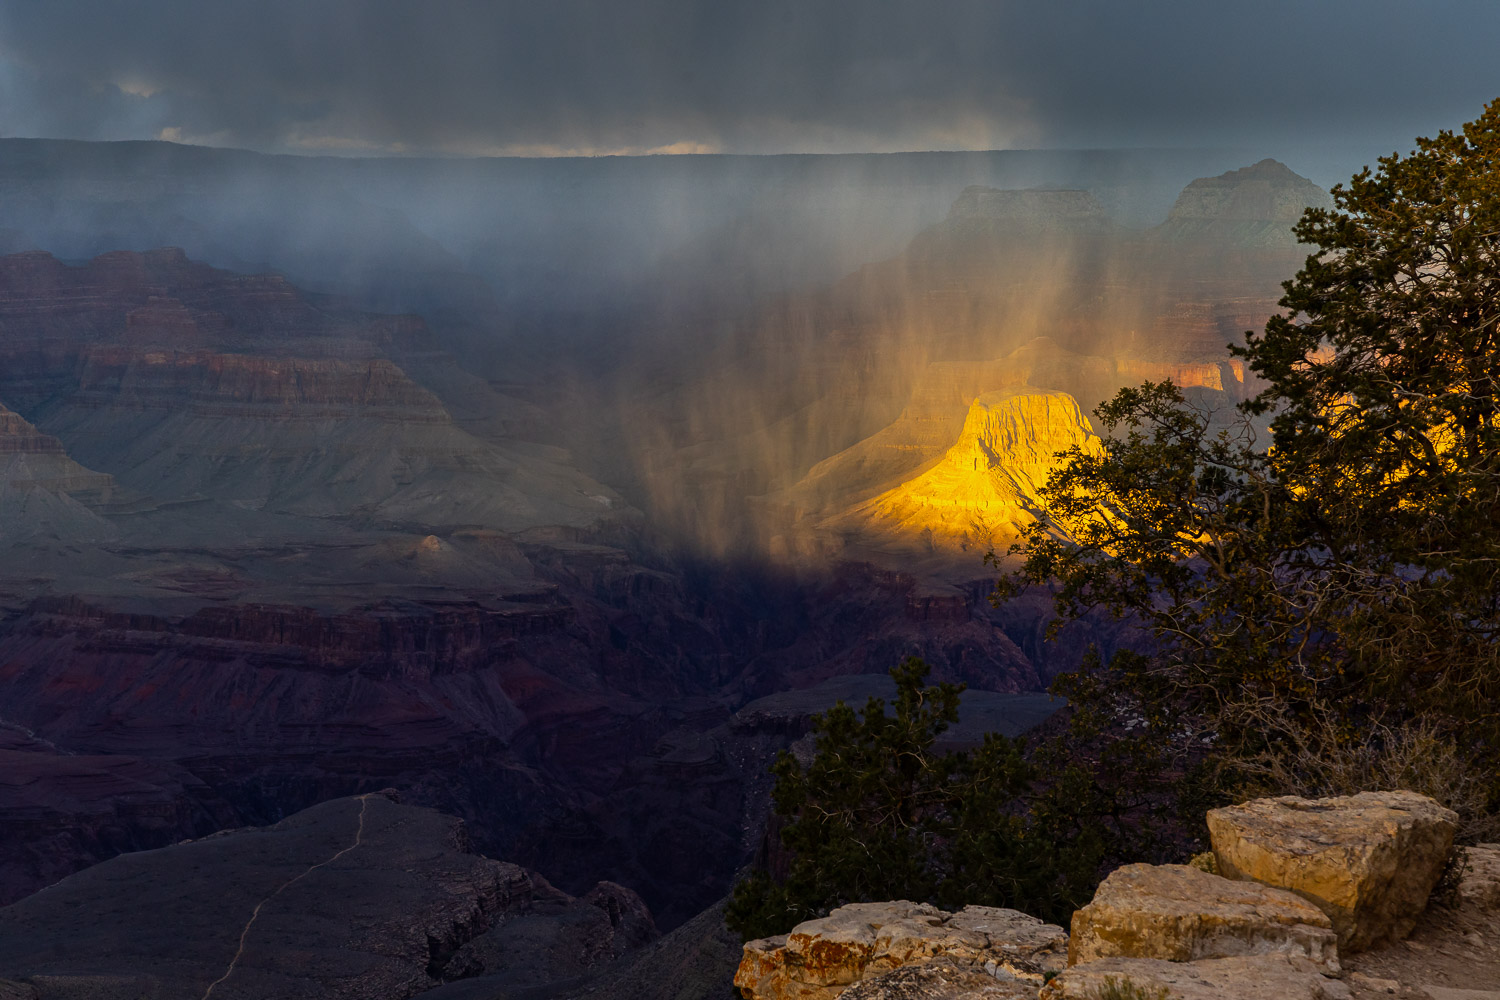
left=1155, top=158, right=1331, bottom=245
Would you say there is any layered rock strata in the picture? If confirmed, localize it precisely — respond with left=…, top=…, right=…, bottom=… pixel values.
left=1207, top=791, right=1459, bottom=951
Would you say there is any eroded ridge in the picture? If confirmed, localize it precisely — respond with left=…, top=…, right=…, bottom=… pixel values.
left=199, top=794, right=372, bottom=999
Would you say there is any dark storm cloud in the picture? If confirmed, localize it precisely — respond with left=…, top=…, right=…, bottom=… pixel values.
left=0, top=0, right=1496, bottom=164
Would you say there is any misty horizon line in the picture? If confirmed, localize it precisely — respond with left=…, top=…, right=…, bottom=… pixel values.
left=0, top=132, right=1260, bottom=165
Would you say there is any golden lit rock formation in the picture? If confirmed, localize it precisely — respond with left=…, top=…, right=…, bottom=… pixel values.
left=855, top=388, right=1101, bottom=548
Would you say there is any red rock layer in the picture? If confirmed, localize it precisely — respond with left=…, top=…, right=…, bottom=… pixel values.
left=0, top=247, right=427, bottom=364
left=70, top=348, right=448, bottom=418
left=0, top=404, right=65, bottom=455
left=23, top=595, right=570, bottom=679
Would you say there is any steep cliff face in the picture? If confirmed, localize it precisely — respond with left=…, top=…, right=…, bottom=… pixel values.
left=0, top=549, right=1066, bottom=925
left=856, top=389, right=1102, bottom=548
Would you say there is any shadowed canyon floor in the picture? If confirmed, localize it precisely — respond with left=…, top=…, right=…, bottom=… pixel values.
left=0, top=793, right=659, bottom=1000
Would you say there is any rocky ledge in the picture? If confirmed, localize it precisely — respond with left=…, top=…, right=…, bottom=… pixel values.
left=735, top=791, right=1500, bottom=1000
left=735, top=901, right=1066, bottom=1000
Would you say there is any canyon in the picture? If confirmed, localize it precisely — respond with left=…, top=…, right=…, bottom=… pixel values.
left=0, top=145, right=1331, bottom=994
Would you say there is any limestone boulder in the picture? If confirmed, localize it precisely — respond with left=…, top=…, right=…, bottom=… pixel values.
left=1459, top=844, right=1500, bottom=911
left=1068, top=863, right=1338, bottom=973
left=1207, top=791, right=1458, bottom=950
left=1040, top=955, right=1352, bottom=1000
left=733, top=902, right=1067, bottom=1000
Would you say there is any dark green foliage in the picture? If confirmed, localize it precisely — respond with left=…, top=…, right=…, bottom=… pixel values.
left=999, top=100, right=1500, bottom=837
left=725, top=657, right=1186, bottom=941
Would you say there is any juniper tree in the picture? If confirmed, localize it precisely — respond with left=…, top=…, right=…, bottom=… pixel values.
left=999, top=100, right=1500, bottom=834
left=725, top=658, right=1174, bottom=940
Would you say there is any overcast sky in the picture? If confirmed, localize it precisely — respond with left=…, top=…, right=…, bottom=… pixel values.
left=0, top=0, right=1495, bottom=172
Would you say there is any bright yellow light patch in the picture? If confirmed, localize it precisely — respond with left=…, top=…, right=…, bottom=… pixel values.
left=858, top=388, right=1103, bottom=548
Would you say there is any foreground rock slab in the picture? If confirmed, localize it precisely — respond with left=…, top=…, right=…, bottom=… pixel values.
left=1041, top=955, right=1352, bottom=1000
left=734, top=902, right=1066, bottom=1000
left=1068, top=863, right=1339, bottom=972
left=1208, top=791, right=1458, bottom=951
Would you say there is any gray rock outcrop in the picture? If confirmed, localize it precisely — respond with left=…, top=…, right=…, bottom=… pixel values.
left=1041, top=955, right=1352, bottom=1000
left=1460, top=844, right=1500, bottom=911
left=734, top=902, right=1066, bottom=1000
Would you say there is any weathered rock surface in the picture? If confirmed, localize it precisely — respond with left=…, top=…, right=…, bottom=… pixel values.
left=1208, top=791, right=1458, bottom=951
left=0, top=793, right=653, bottom=1000
left=1068, top=863, right=1339, bottom=973
left=436, top=877, right=658, bottom=988
left=1460, top=844, right=1500, bottom=911
left=840, top=957, right=1036, bottom=999
left=1042, top=955, right=1352, bottom=1000
left=735, top=901, right=1066, bottom=1000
